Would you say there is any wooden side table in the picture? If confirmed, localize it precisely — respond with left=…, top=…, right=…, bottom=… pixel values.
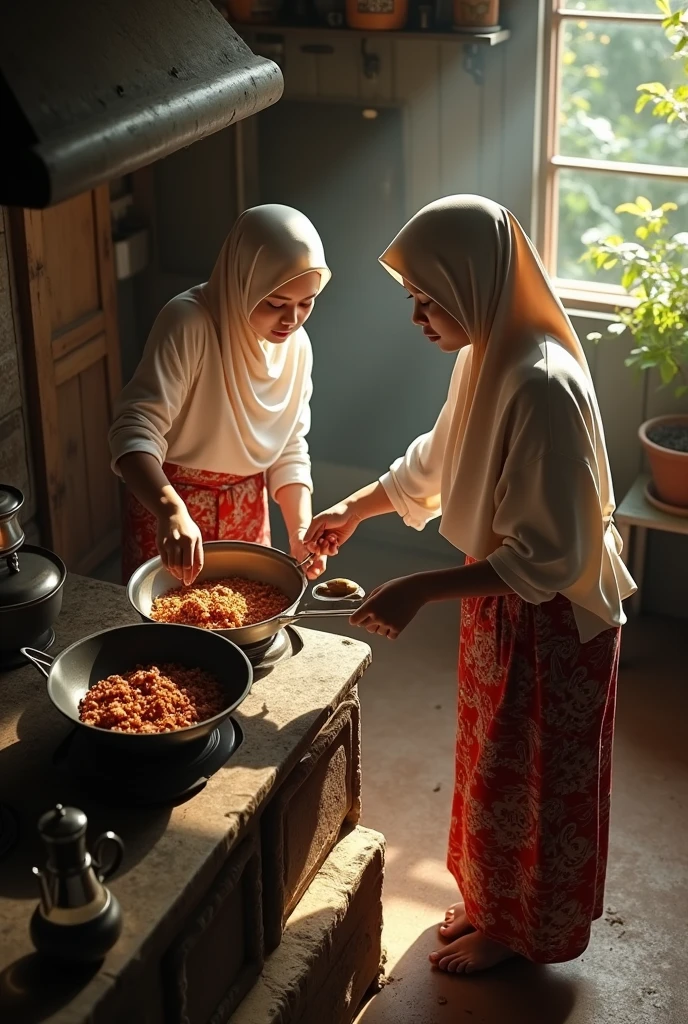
left=615, top=473, right=688, bottom=615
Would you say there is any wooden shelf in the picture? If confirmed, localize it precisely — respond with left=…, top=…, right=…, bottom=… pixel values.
left=236, top=24, right=511, bottom=46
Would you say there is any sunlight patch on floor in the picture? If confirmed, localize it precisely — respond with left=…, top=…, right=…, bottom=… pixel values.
left=406, top=857, right=451, bottom=885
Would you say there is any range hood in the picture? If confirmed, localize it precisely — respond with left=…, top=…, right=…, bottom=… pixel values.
left=0, top=0, right=283, bottom=209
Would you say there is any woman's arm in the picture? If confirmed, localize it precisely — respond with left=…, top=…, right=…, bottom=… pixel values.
left=110, top=302, right=207, bottom=585
left=118, top=452, right=203, bottom=585
left=419, top=559, right=514, bottom=602
left=275, top=482, right=325, bottom=579
left=350, top=559, right=513, bottom=640
left=117, top=452, right=183, bottom=521
left=307, top=384, right=456, bottom=558
left=304, top=480, right=395, bottom=556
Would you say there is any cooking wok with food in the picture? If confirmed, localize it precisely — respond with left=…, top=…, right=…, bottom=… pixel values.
left=22, top=623, right=253, bottom=752
left=127, top=541, right=360, bottom=648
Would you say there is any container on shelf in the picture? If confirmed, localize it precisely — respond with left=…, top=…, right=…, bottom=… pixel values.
left=417, top=4, right=433, bottom=29
left=345, top=0, right=408, bottom=31
left=313, top=0, right=346, bottom=27
left=227, top=0, right=283, bottom=23
left=453, top=0, right=499, bottom=31
left=283, top=0, right=313, bottom=23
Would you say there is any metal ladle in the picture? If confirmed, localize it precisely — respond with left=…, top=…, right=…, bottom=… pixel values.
left=311, top=581, right=365, bottom=603
left=296, top=553, right=365, bottom=602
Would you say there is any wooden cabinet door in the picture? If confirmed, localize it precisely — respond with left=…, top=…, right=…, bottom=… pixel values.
left=10, top=187, right=122, bottom=574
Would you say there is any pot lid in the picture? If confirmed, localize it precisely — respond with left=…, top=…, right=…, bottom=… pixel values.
left=0, top=545, right=65, bottom=608
left=0, top=485, right=24, bottom=521
left=38, top=804, right=88, bottom=841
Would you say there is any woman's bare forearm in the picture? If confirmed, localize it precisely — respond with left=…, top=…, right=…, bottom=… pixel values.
left=419, top=559, right=514, bottom=602
left=341, top=480, right=395, bottom=521
left=275, top=483, right=312, bottom=542
left=116, top=452, right=184, bottom=520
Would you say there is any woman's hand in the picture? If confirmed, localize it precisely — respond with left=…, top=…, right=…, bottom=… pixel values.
left=290, top=530, right=327, bottom=580
left=156, top=504, right=204, bottom=586
left=350, top=575, right=428, bottom=640
left=304, top=504, right=361, bottom=557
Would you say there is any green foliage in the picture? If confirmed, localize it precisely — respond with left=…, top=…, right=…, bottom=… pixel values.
left=636, top=2, right=688, bottom=124
left=582, top=2, right=688, bottom=397
left=556, top=1, right=688, bottom=281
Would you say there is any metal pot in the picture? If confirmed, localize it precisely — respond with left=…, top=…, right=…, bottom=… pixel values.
left=127, top=540, right=357, bottom=648
left=0, top=485, right=66, bottom=664
left=22, top=623, right=253, bottom=752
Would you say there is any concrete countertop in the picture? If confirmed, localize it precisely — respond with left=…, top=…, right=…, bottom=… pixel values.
left=0, top=574, right=371, bottom=1022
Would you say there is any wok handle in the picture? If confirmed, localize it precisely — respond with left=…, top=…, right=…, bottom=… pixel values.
left=20, top=647, right=55, bottom=679
left=278, top=608, right=357, bottom=625
left=295, top=552, right=314, bottom=571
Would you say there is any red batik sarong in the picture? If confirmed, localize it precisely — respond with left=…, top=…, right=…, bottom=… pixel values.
left=121, top=462, right=271, bottom=584
left=448, top=558, right=620, bottom=963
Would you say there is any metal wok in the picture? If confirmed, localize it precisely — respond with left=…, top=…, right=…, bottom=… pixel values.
left=126, top=541, right=358, bottom=648
left=22, top=623, right=253, bottom=752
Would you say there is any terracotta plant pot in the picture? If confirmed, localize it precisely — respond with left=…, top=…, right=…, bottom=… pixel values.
left=453, top=0, right=499, bottom=30
left=639, top=414, right=688, bottom=509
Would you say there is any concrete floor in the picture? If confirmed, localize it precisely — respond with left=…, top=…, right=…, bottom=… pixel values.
left=303, top=541, right=688, bottom=1024
left=93, top=537, right=688, bottom=1023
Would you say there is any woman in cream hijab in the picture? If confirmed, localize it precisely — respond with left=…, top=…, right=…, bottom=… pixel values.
left=109, top=205, right=331, bottom=584
left=306, top=196, right=636, bottom=973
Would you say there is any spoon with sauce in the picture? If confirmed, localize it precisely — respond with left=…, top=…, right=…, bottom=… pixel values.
left=312, top=577, right=365, bottom=602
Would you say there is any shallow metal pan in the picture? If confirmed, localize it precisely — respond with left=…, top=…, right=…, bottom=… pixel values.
left=126, top=541, right=357, bottom=648
left=22, top=622, right=253, bottom=752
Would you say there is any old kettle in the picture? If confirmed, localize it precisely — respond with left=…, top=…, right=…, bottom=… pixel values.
left=30, top=803, right=124, bottom=963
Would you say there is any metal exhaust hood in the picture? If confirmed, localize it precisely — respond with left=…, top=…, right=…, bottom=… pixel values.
left=0, top=0, right=283, bottom=209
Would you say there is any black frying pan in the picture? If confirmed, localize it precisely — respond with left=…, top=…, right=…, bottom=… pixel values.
left=22, top=623, right=253, bottom=752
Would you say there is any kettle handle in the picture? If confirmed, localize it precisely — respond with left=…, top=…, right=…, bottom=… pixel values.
left=21, top=647, right=55, bottom=680
left=93, top=831, right=124, bottom=881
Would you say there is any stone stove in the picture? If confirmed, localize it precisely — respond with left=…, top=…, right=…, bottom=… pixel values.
left=0, top=576, right=384, bottom=1024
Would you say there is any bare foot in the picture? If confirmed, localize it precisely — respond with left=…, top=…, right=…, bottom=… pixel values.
left=429, top=930, right=516, bottom=974
left=438, top=901, right=475, bottom=941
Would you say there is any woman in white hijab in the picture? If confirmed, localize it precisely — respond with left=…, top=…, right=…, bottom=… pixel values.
left=306, top=196, right=636, bottom=973
left=109, top=205, right=331, bottom=585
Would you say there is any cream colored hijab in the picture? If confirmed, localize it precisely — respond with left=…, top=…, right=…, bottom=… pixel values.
left=381, top=194, right=592, bottom=437
left=201, top=204, right=330, bottom=472
left=380, top=194, right=615, bottom=557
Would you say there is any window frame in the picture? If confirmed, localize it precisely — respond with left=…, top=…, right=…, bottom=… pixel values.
left=539, top=3, right=686, bottom=311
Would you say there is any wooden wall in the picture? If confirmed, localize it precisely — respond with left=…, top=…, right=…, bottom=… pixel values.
left=241, top=5, right=541, bottom=228
left=10, top=190, right=122, bottom=574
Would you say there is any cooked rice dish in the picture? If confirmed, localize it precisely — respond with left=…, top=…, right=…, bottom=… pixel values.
left=149, top=577, right=290, bottom=629
left=78, top=663, right=225, bottom=734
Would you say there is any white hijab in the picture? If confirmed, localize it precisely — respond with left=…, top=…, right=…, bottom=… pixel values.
left=380, top=195, right=635, bottom=640
left=200, top=204, right=331, bottom=473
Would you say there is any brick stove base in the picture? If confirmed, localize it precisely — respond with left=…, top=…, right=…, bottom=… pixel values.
left=230, top=826, right=385, bottom=1024
left=0, top=581, right=376, bottom=1024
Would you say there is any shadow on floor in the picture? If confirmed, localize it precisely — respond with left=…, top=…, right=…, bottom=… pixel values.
left=358, top=925, right=577, bottom=1024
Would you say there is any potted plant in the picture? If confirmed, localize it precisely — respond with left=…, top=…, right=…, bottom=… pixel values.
left=584, top=1, right=688, bottom=510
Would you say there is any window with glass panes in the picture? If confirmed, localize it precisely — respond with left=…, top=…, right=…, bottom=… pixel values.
left=543, top=1, right=688, bottom=294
